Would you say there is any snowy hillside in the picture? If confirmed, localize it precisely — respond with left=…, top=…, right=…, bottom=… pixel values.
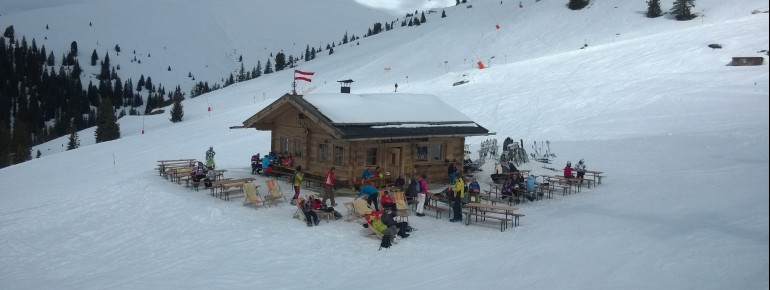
left=1, top=0, right=768, bottom=289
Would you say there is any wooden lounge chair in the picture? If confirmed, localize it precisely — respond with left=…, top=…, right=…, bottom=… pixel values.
left=293, top=197, right=307, bottom=221
left=243, top=181, right=263, bottom=209
left=264, top=178, right=287, bottom=207
left=393, top=191, right=410, bottom=222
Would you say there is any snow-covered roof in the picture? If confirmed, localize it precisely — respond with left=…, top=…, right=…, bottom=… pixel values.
left=303, top=93, right=474, bottom=125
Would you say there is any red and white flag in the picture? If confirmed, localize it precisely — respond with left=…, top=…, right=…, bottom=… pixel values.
left=294, top=70, right=314, bottom=82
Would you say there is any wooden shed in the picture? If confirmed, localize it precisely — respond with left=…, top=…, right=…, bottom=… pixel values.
left=241, top=93, right=492, bottom=188
left=730, top=57, right=764, bottom=66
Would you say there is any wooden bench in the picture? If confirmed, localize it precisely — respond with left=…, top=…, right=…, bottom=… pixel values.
left=188, top=177, right=231, bottom=191
left=424, top=204, right=446, bottom=219
left=210, top=178, right=255, bottom=197
left=164, top=165, right=194, bottom=180
left=462, top=211, right=509, bottom=232
left=156, top=159, right=196, bottom=176
left=582, top=170, right=605, bottom=185
left=302, top=172, right=326, bottom=190
left=537, top=184, right=557, bottom=199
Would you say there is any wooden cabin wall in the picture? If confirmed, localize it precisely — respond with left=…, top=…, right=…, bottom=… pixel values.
left=264, top=105, right=468, bottom=189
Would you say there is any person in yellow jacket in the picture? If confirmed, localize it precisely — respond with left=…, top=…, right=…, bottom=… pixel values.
left=450, top=176, right=465, bottom=222
left=291, top=166, right=304, bottom=204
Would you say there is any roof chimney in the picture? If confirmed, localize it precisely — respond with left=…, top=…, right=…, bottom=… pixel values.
left=337, top=79, right=354, bottom=94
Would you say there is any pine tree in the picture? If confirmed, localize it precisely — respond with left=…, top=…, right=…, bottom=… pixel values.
left=3, top=25, right=14, bottom=43
left=568, top=0, right=589, bottom=10
left=90, top=49, right=98, bottom=66
left=70, top=41, right=78, bottom=56
left=169, top=86, right=184, bottom=123
left=671, top=0, right=696, bottom=20
left=10, top=121, right=31, bottom=164
left=646, top=0, right=662, bottom=18
left=264, top=59, right=273, bottom=74
left=275, top=52, right=286, bottom=71
left=137, top=75, right=145, bottom=92
left=0, top=121, right=10, bottom=168
left=94, top=97, right=120, bottom=143
left=66, top=123, right=80, bottom=150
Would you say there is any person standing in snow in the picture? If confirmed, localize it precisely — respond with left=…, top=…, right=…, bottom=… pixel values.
left=415, top=173, right=429, bottom=217
left=449, top=176, right=465, bottom=222
left=322, top=167, right=337, bottom=207
left=291, top=166, right=304, bottom=204
left=205, top=147, right=216, bottom=169
left=358, top=184, right=380, bottom=212
left=448, top=160, right=458, bottom=185
left=575, top=159, right=587, bottom=184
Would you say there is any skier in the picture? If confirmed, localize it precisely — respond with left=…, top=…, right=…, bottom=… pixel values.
left=394, top=83, right=398, bottom=92
left=205, top=146, right=216, bottom=169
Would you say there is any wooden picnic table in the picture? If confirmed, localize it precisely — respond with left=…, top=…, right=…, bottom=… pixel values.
left=464, top=202, right=522, bottom=231
left=164, top=165, right=194, bottom=181
left=210, top=178, right=256, bottom=199
left=156, top=159, right=197, bottom=176
left=545, top=175, right=582, bottom=193
left=581, top=170, right=605, bottom=185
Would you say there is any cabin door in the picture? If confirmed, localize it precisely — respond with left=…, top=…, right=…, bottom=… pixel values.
left=390, top=147, right=402, bottom=177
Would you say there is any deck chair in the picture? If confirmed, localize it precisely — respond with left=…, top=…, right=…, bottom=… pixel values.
left=363, top=212, right=384, bottom=238
left=243, top=181, right=263, bottom=209
left=393, top=192, right=410, bottom=222
left=293, top=197, right=307, bottom=221
left=347, top=197, right=373, bottom=222
left=264, top=178, right=287, bottom=207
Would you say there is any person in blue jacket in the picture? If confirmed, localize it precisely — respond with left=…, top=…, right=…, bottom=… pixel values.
left=358, top=184, right=380, bottom=211
left=261, top=155, right=271, bottom=176
left=526, top=175, right=538, bottom=199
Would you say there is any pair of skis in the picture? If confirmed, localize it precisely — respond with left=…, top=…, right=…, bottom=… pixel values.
left=531, top=140, right=557, bottom=164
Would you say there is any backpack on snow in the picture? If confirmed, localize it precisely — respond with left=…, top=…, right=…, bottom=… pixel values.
left=379, top=234, right=392, bottom=249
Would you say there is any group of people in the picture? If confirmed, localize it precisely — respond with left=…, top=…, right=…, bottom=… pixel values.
left=352, top=194, right=413, bottom=249
left=297, top=194, right=343, bottom=227
left=251, top=152, right=279, bottom=176
left=289, top=165, right=338, bottom=208
left=189, top=147, right=217, bottom=188
left=361, top=166, right=386, bottom=187
left=564, top=159, right=587, bottom=183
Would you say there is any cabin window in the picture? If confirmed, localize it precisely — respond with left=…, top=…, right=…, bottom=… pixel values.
left=365, top=148, right=378, bottom=166
left=317, top=143, right=328, bottom=162
left=280, top=138, right=289, bottom=155
left=293, top=139, right=304, bottom=157
left=430, top=144, right=442, bottom=161
left=416, top=143, right=443, bottom=162
left=416, top=145, right=428, bottom=161
left=333, top=146, right=344, bottom=166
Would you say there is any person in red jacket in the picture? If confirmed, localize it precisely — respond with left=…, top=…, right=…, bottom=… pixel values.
left=322, top=167, right=336, bottom=206
left=564, top=161, right=575, bottom=178
left=380, top=190, right=394, bottom=210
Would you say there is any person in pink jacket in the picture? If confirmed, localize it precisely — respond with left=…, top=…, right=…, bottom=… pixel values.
left=415, top=174, right=429, bottom=217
